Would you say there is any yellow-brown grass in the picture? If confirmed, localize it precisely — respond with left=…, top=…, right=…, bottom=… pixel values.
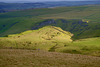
left=0, top=49, right=100, bottom=67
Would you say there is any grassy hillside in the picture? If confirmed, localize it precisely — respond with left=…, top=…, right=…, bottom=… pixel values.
left=56, top=37, right=100, bottom=56
left=0, top=26, right=100, bottom=56
left=0, top=49, right=100, bottom=67
left=0, top=5, right=100, bottom=39
left=0, top=26, right=73, bottom=50
left=32, top=19, right=100, bottom=39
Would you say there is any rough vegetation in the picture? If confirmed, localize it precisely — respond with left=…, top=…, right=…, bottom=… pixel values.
left=0, top=49, right=100, bottom=67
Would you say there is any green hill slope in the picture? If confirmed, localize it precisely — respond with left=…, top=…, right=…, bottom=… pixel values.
left=0, top=5, right=100, bottom=39
left=0, top=26, right=73, bottom=50
left=56, top=37, right=100, bottom=56
left=31, top=19, right=100, bottom=39
left=0, top=26, right=100, bottom=56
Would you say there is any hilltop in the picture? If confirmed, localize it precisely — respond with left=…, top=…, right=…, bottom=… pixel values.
left=0, top=26, right=73, bottom=50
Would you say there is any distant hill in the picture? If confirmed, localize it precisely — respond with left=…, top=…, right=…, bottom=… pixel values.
left=0, top=3, right=46, bottom=10
left=0, top=1, right=100, bottom=10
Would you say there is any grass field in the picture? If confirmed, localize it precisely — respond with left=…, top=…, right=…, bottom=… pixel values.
left=0, top=49, right=100, bottom=67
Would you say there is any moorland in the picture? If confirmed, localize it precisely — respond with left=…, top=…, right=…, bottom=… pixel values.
left=0, top=2, right=100, bottom=67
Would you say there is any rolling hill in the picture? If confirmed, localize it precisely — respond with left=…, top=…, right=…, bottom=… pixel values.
left=0, top=26, right=100, bottom=56
left=0, top=5, right=100, bottom=39
left=0, top=1, right=100, bottom=10
left=0, top=26, right=73, bottom=50
left=0, top=2, right=100, bottom=67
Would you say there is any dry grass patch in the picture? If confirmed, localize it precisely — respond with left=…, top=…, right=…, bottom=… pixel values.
left=0, top=49, right=100, bottom=67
